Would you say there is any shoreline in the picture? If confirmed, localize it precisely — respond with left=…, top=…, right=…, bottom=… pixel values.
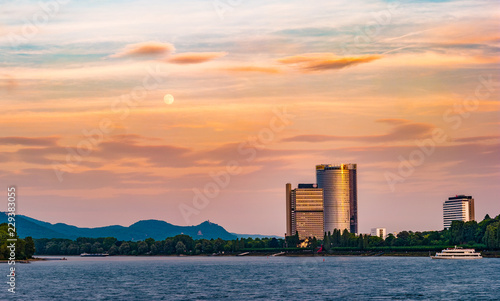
left=29, top=251, right=500, bottom=259
left=0, top=258, right=48, bottom=263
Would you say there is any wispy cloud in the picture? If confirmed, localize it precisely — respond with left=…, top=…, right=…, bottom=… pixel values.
left=110, top=41, right=175, bottom=58
left=0, top=136, right=59, bottom=146
left=278, top=53, right=382, bottom=72
left=221, top=66, right=281, bottom=74
left=167, top=52, right=227, bottom=64
left=453, top=135, right=499, bottom=143
left=282, top=120, right=434, bottom=143
left=376, top=118, right=412, bottom=125
left=0, top=74, right=18, bottom=92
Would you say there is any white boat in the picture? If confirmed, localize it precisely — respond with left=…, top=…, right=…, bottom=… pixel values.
left=431, top=246, right=482, bottom=259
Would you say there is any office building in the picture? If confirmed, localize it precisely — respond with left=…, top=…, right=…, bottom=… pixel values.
left=316, top=164, right=358, bottom=234
left=286, top=183, right=324, bottom=239
left=370, top=228, right=387, bottom=239
left=443, top=195, right=475, bottom=229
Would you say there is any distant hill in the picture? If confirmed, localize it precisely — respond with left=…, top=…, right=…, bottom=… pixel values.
left=0, top=213, right=237, bottom=241
left=231, top=233, right=284, bottom=239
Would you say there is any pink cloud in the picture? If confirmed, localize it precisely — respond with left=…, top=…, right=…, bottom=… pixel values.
left=167, top=52, right=227, bottom=64
left=222, top=66, right=281, bottom=74
left=278, top=53, right=382, bottom=72
left=0, top=136, right=58, bottom=146
left=111, top=41, right=175, bottom=58
left=282, top=121, right=434, bottom=143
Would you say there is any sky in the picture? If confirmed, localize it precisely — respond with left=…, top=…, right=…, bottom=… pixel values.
left=0, top=0, right=499, bottom=236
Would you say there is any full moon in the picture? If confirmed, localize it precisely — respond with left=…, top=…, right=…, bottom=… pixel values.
left=164, top=94, right=174, bottom=105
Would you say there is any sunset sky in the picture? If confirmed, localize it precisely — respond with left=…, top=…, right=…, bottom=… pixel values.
left=1, top=0, right=499, bottom=236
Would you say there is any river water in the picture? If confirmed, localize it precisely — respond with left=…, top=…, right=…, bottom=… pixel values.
left=2, top=256, right=499, bottom=300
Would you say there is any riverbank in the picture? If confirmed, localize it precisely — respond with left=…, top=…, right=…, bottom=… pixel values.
left=0, top=257, right=48, bottom=263
left=31, top=250, right=500, bottom=258
left=236, top=250, right=500, bottom=258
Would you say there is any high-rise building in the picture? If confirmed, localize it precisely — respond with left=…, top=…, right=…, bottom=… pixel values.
left=370, top=228, right=387, bottom=239
left=316, top=164, right=357, bottom=234
left=286, top=183, right=324, bottom=239
left=443, top=195, right=475, bottom=229
left=286, top=183, right=292, bottom=237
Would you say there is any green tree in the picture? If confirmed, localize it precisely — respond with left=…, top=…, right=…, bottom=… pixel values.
left=363, top=234, right=369, bottom=249
left=497, top=221, right=500, bottom=248
left=91, top=242, right=102, bottom=253
left=368, top=235, right=383, bottom=247
left=194, top=242, right=203, bottom=255
left=332, top=229, right=341, bottom=247
left=357, top=235, right=364, bottom=249
left=164, top=239, right=175, bottom=254
left=323, top=232, right=331, bottom=251
left=410, top=232, right=424, bottom=246
left=24, top=237, right=35, bottom=258
left=173, top=235, right=194, bottom=252
left=341, top=229, right=350, bottom=247
left=394, top=231, right=410, bottom=246
left=450, top=221, right=465, bottom=244
left=463, top=221, right=478, bottom=243
left=310, top=237, right=318, bottom=251
left=154, top=241, right=164, bottom=254
left=108, top=245, right=118, bottom=255
left=103, top=237, right=117, bottom=250
left=269, top=238, right=279, bottom=248
left=81, top=243, right=92, bottom=253
left=214, top=238, right=224, bottom=253
left=483, top=222, right=498, bottom=249
left=286, top=232, right=300, bottom=247
left=150, top=243, right=158, bottom=255
left=67, top=243, right=79, bottom=255
left=119, top=242, right=130, bottom=255
left=145, top=238, right=155, bottom=247
left=176, top=241, right=186, bottom=255
left=137, top=241, right=149, bottom=255
left=202, top=239, right=213, bottom=253
left=384, top=233, right=395, bottom=246
left=223, top=241, right=233, bottom=252
left=45, top=242, right=60, bottom=255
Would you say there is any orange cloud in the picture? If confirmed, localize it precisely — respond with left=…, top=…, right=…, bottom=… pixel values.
left=282, top=121, right=434, bottom=143
left=111, top=41, right=175, bottom=58
left=0, top=74, right=18, bottom=92
left=167, top=52, right=227, bottom=64
left=453, top=136, right=499, bottom=143
left=0, top=136, right=58, bottom=146
left=278, top=53, right=382, bottom=72
left=376, top=118, right=411, bottom=125
left=222, top=66, right=281, bottom=74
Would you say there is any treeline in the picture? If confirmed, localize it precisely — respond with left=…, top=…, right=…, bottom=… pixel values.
left=24, top=214, right=500, bottom=256
left=34, top=235, right=285, bottom=256
left=0, top=223, right=36, bottom=260
left=291, top=214, right=500, bottom=252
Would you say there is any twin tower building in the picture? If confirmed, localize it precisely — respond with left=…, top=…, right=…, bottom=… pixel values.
left=286, top=164, right=358, bottom=240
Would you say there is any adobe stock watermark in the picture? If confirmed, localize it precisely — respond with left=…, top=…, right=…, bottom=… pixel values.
left=6, top=186, right=17, bottom=294
left=339, top=4, right=458, bottom=56
left=339, top=1, right=400, bottom=56
left=385, top=74, right=499, bottom=191
left=284, top=257, right=323, bottom=286
left=4, top=0, right=69, bottom=48
left=178, top=106, right=295, bottom=223
left=52, top=65, right=168, bottom=182
left=213, top=0, right=245, bottom=20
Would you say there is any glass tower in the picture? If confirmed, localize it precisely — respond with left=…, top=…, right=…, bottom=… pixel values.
left=316, top=164, right=357, bottom=234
